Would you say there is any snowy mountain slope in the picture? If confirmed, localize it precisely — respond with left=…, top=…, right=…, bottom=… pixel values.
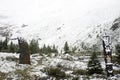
left=0, top=0, right=120, bottom=49
left=110, top=17, right=120, bottom=45
left=110, top=17, right=120, bottom=31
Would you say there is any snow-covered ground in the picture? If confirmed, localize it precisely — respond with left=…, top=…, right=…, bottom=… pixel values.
left=0, top=52, right=120, bottom=80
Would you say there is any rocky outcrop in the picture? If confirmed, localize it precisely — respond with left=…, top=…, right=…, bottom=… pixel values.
left=110, top=17, right=120, bottom=31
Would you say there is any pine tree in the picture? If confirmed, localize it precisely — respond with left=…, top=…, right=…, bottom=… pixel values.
left=40, top=44, right=58, bottom=54
left=72, top=46, right=77, bottom=53
left=0, top=40, right=3, bottom=51
left=115, top=44, right=120, bottom=64
left=47, top=45, right=52, bottom=54
left=87, top=52, right=103, bottom=75
left=64, top=41, right=70, bottom=54
left=42, top=44, right=47, bottom=54
left=52, top=45, right=58, bottom=53
left=3, top=36, right=8, bottom=50
left=29, top=39, right=39, bottom=54
left=9, top=41, right=15, bottom=53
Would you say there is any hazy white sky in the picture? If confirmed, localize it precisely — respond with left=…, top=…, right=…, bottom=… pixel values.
left=0, top=0, right=120, bottom=25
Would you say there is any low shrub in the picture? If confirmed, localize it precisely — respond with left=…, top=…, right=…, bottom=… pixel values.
left=6, top=56, right=18, bottom=62
left=45, top=67, right=66, bottom=79
left=0, top=71, right=8, bottom=80
left=72, top=69, right=87, bottom=75
left=114, top=70, right=120, bottom=74
left=72, top=76, right=79, bottom=80
left=14, top=68, right=31, bottom=80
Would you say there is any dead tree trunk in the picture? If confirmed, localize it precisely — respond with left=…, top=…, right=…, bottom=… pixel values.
left=18, top=37, right=31, bottom=64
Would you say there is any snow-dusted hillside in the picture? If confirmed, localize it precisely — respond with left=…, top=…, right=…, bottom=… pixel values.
left=110, top=17, right=120, bottom=43
left=0, top=52, right=119, bottom=80
left=0, top=0, right=120, bottom=49
left=0, top=52, right=93, bottom=79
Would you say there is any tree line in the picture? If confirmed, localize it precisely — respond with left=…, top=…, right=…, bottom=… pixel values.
left=0, top=37, right=58, bottom=54
left=0, top=37, right=120, bottom=76
left=0, top=37, right=74, bottom=55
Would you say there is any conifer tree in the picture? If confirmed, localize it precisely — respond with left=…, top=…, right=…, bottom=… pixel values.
left=3, top=36, right=8, bottom=50
left=42, top=44, right=47, bottom=54
left=52, top=45, right=58, bottom=53
left=47, top=45, right=52, bottom=54
left=72, top=46, right=77, bottom=53
left=64, top=41, right=70, bottom=54
left=29, top=39, right=39, bottom=54
left=9, top=41, right=15, bottom=53
left=87, top=52, right=103, bottom=75
left=0, top=40, right=3, bottom=51
left=115, top=44, right=120, bottom=64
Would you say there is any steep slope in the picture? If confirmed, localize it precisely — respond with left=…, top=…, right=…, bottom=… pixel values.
left=110, top=17, right=120, bottom=44
left=0, top=0, right=120, bottom=49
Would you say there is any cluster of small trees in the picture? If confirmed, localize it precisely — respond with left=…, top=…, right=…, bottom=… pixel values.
left=9, top=41, right=19, bottom=53
left=47, top=41, right=103, bottom=75
left=29, top=39, right=39, bottom=54
left=0, top=37, right=19, bottom=53
left=87, top=43, right=120, bottom=75
left=0, top=37, right=8, bottom=52
left=87, top=52, right=103, bottom=75
left=29, top=40, right=76, bottom=55
left=39, top=44, right=58, bottom=54
left=0, top=36, right=75, bottom=55
left=115, top=44, right=120, bottom=65
left=1, top=37, right=120, bottom=76
left=64, top=41, right=77, bottom=54
left=0, top=37, right=59, bottom=54
left=29, top=39, right=58, bottom=54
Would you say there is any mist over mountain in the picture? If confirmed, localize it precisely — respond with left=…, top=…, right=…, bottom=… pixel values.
left=0, top=0, right=120, bottom=49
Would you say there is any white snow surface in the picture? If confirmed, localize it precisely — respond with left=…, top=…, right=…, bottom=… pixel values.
left=0, top=52, right=120, bottom=79
left=0, top=53, right=87, bottom=75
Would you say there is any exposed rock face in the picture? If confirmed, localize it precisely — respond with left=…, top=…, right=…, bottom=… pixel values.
left=18, top=38, right=31, bottom=64
left=109, top=17, right=120, bottom=44
left=110, top=17, right=120, bottom=31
